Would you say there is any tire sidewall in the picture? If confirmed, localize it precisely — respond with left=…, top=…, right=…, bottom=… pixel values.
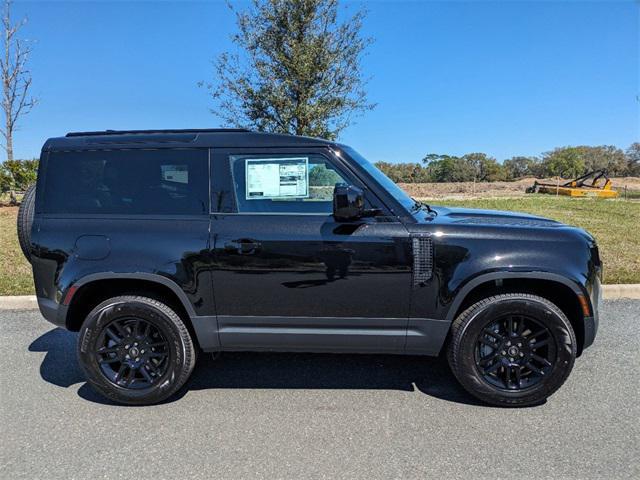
left=455, top=297, right=576, bottom=405
left=77, top=298, right=187, bottom=405
left=17, top=184, right=36, bottom=263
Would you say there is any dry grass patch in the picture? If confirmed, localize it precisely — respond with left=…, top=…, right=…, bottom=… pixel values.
left=0, top=207, right=34, bottom=295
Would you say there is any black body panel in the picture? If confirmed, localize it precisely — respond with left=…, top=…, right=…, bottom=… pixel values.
left=30, top=130, right=601, bottom=357
left=210, top=214, right=412, bottom=352
left=32, top=217, right=213, bottom=316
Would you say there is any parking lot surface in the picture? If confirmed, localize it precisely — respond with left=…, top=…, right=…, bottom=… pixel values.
left=1, top=300, right=638, bottom=479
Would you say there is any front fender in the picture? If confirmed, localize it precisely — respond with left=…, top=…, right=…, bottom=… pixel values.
left=405, top=224, right=600, bottom=355
left=412, top=225, right=596, bottom=321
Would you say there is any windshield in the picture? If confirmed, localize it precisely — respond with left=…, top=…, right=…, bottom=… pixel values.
left=340, top=146, right=416, bottom=214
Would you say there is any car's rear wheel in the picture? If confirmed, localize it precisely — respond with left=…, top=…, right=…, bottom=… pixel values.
left=16, top=184, right=36, bottom=263
left=77, top=296, right=196, bottom=405
left=447, top=293, right=576, bottom=407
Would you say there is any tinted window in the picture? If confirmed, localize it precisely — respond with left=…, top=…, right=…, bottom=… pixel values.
left=43, top=149, right=208, bottom=214
left=229, top=153, right=348, bottom=214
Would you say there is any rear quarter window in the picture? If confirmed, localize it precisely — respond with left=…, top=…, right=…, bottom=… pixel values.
left=42, top=149, right=209, bottom=215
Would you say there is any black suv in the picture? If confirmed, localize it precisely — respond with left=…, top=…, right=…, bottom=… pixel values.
left=20, top=129, right=601, bottom=406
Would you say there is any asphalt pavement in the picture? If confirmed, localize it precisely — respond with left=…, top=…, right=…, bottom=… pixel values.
left=1, top=300, right=638, bottom=479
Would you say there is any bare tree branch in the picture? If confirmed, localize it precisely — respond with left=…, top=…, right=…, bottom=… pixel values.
left=2, top=0, right=37, bottom=161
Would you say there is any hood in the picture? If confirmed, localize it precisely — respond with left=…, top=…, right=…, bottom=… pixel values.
left=430, top=206, right=564, bottom=228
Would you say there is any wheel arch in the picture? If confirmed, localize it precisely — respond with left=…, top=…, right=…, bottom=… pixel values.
left=446, top=272, right=589, bottom=355
left=64, top=273, right=200, bottom=347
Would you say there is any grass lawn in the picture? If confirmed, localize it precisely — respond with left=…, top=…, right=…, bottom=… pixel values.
left=0, top=196, right=638, bottom=295
left=0, top=207, right=34, bottom=295
left=427, top=196, right=640, bottom=285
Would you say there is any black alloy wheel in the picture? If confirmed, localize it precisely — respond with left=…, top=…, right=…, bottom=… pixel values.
left=96, top=317, right=171, bottom=389
left=447, top=293, right=576, bottom=407
left=475, top=315, right=556, bottom=391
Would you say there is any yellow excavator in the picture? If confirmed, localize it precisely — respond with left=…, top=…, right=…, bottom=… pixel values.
left=526, top=169, right=619, bottom=198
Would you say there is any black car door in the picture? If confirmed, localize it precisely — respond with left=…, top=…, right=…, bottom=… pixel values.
left=209, top=147, right=413, bottom=353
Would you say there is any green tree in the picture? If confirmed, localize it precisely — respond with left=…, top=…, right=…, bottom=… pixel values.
left=503, top=156, right=539, bottom=180
left=541, top=147, right=586, bottom=178
left=462, top=152, right=504, bottom=182
left=406, top=163, right=431, bottom=183
left=0, top=157, right=37, bottom=203
left=309, top=163, right=342, bottom=186
left=422, top=154, right=475, bottom=182
left=422, top=154, right=458, bottom=164
left=3, top=158, right=37, bottom=188
left=0, top=162, right=11, bottom=193
left=575, top=145, right=627, bottom=175
left=373, top=161, right=395, bottom=181
left=626, top=143, right=640, bottom=176
left=374, top=161, right=430, bottom=183
left=201, top=0, right=374, bottom=140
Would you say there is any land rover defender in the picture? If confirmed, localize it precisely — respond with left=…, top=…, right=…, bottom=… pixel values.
left=19, top=129, right=601, bottom=406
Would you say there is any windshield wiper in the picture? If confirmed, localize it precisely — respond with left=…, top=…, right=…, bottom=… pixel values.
left=411, top=197, right=437, bottom=216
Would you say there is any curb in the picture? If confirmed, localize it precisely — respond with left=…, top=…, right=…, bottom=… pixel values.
left=0, top=295, right=38, bottom=310
left=1, top=284, right=639, bottom=310
left=601, top=284, right=640, bottom=300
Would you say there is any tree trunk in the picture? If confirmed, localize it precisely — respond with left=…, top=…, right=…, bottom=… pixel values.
left=5, top=120, right=12, bottom=161
left=4, top=2, right=12, bottom=162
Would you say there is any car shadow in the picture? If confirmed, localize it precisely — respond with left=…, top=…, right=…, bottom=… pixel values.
left=29, top=328, right=482, bottom=407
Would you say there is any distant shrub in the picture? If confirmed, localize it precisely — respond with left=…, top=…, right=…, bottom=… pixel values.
left=0, top=159, right=39, bottom=202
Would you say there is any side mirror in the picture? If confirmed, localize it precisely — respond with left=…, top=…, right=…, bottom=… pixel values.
left=333, top=184, right=364, bottom=221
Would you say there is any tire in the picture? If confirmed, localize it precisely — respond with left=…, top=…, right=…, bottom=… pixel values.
left=447, top=293, right=576, bottom=407
left=17, top=184, right=36, bottom=263
left=77, top=296, right=197, bottom=405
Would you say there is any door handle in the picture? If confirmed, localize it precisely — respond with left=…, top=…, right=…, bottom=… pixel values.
left=224, top=238, right=262, bottom=255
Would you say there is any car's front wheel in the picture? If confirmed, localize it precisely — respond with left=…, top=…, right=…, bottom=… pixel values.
left=447, top=293, right=576, bottom=407
left=77, top=296, right=196, bottom=405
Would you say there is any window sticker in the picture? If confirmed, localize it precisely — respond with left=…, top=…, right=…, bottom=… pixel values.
left=245, top=157, right=309, bottom=200
left=161, top=164, right=189, bottom=184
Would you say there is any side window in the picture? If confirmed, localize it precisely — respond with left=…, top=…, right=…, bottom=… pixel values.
left=43, top=149, right=209, bottom=215
left=229, top=153, right=349, bottom=214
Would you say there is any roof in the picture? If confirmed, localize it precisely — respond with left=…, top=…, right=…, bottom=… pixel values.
left=43, top=128, right=335, bottom=151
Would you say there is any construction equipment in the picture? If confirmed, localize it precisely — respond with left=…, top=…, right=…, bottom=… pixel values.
left=526, top=170, right=619, bottom=198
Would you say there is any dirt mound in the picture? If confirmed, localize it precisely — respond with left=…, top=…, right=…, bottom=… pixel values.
left=400, top=177, right=640, bottom=199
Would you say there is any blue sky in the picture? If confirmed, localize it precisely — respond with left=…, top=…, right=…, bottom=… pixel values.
left=9, top=0, right=640, bottom=163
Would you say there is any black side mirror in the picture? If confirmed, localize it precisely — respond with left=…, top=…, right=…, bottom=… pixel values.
left=333, top=184, right=364, bottom=221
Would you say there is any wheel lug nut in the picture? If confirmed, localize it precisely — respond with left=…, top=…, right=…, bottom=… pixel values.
left=519, top=352, right=524, bottom=357
left=135, top=357, right=140, bottom=362
left=125, top=354, right=130, bottom=359
left=509, top=357, right=514, bottom=362
left=141, top=349, right=145, bottom=354
left=125, top=345, right=130, bottom=349
left=506, top=341, right=511, bottom=346
left=501, top=351, right=506, bottom=355
left=517, top=343, right=522, bottom=347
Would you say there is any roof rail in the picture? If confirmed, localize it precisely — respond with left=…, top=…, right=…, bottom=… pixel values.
left=65, top=128, right=251, bottom=137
